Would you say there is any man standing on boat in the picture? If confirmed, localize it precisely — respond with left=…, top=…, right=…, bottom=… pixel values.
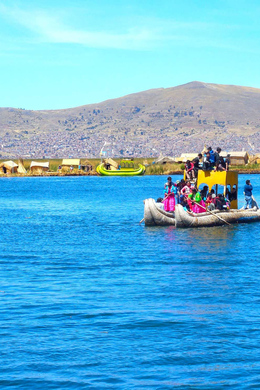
left=243, top=180, right=253, bottom=209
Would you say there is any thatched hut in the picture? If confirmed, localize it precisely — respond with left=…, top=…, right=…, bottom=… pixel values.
left=81, top=159, right=93, bottom=172
left=30, top=161, right=49, bottom=174
left=229, top=152, right=249, bottom=165
left=0, top=161, right=18, bottom=174
left=154, top=156, right=176, bottom=164
left=220, top=151, right=249, bottom=165
left=175, top=153, right=199, bottom=163
left=249, top=153, right=260, bottom=164
left=61, top=159, right=81, bottom=169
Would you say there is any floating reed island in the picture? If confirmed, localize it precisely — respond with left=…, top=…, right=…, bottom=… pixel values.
left=0, top=158, right=98, bottom=177
left=1, top=153, right=260, bottom=177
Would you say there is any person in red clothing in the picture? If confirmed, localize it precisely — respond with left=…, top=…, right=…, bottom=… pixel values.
left=180, top=181, right=192, bottom=197
left=185, top=160, right=195, bottom=180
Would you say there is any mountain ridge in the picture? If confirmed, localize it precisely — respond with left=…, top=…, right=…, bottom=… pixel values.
left=0, top=81, right=260, bottom=158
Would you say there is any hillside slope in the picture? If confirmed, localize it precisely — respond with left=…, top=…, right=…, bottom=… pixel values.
left=0, top=81, right=260, bottom=158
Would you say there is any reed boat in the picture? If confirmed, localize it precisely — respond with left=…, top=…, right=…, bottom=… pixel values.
left=144, top=198, right=175, bottom=226
left=97, top=158, right=145, bottom=176
left=97, top=162, right=145, bottom=176
left=143, top=169, right=260, bottom=228
left=174, top=203, right=260, bottom=228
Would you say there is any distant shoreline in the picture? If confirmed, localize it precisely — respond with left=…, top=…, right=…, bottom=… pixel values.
left=162, top=170, right=260, bottom=175
left=1, top=158, right=259, bottom=177
left=0, top=169, right=260, bottom=178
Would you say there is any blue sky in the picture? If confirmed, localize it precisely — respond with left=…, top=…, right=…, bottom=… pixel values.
left=0, top=0, right=260, bottom=110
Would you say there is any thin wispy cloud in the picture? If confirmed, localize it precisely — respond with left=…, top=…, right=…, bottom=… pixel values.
left=0, top=3, right=258, bottom=53
left=0, top=4, right=163, bottom=50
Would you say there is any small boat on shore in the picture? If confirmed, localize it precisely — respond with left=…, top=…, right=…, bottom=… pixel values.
left=97, top=158, right=145, bottom=176
left=97, top=161, right=145, bottom=176
left=144, top=198, right=175, bottom=226
left=97, top=142, right=146, bottom=176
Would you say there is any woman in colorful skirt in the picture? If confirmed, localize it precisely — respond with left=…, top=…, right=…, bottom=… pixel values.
left=163, top=177, right=177, bottom=212
left=188, top=189, right=205, bottom=213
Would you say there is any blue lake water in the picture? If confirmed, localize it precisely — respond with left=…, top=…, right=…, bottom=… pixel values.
left=0, top=174, right=260, bottom=389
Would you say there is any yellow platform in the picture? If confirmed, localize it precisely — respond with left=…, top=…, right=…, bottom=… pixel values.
left=185, top=170, right=238, bottom=209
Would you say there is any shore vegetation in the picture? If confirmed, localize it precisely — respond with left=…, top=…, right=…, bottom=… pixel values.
left=0, top=158, right=260, bottom=176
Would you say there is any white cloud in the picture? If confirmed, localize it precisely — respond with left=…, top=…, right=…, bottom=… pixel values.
left=0, top=3, right=258, bottom=53
left=0, top=4, right=161, bottom=50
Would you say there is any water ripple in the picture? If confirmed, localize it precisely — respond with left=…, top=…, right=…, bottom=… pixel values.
left=0, top=175, right=260, bottom=388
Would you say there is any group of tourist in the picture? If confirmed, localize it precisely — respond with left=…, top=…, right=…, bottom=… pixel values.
left=185, top=147, right=230, bottom=180
left=160, top=176, right=235, bottom=213
left=159, top=176, right=255, bottom=213
left=155, top=145, right=255, bottom=214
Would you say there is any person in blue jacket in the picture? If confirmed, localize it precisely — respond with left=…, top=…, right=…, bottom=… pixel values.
left=243, top=179, right=253, bottom=209
left=207, top=146, right=216, bottom=168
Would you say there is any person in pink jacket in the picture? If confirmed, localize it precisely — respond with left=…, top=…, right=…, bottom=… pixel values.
left=163, top=177, right=177, bottom=212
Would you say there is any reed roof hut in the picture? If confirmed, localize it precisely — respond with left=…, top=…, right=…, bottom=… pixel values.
left=61, top=159, right=81, bottom=168
left=30, top=161, right=49, bottom=174
left=220, top=151, right=249, bottom=165
left=81, top=159, right=93, bottom=172
left=0, top=161, right=18, bottom=174
left=175, top=153, right=199, bottom=163
left=229, top=151, right=249, bottom=165
left=249, top=153, right=260, bottom=164
left=154, top=156, right=176, bottom=164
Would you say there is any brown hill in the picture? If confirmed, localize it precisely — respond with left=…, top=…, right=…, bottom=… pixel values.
left=0, top=81, right=260, bottom=158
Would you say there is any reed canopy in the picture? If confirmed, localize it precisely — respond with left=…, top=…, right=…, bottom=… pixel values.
left=30, top=161, right=50, bottom=174
left=0, top=161, right=18, bottom=174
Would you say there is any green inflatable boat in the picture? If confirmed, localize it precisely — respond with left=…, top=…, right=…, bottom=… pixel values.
left=96, top=159, right=146, bottom=176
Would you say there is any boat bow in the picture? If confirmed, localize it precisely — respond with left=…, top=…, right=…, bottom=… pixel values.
left=144, top=198, right=175, bottom=226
